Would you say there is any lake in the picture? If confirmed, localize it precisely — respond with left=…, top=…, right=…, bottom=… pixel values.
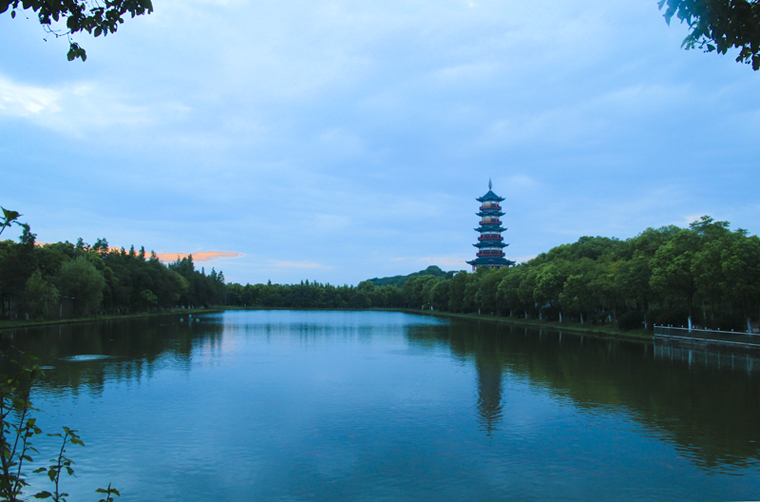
left=2, top=310, right=759, bottom=501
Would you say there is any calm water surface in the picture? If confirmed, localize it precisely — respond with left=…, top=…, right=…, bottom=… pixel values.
left=2, top=310, right=759, bottom=501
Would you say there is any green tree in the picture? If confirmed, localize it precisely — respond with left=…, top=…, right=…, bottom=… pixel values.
left=1, top=0, right=153, bottom=61
left=496, top=266, right=526, bottom=317
left=448, top=271, right=468, bottom=313
left=429, top=280, right=450, bottom=311
left=660, top=0, right=760, bottom=69
left=590, top=256, right=624, bottom=322
left=23, top=270, right=59, bottom=319
left=559, top=258, right=596, bottom=324
left=533, top=260, right=570, bottom=321
left=136, top=289, right=158, bottom=312
left=474, top=268, right=507, bottom=315
left=517, top=266, right=539, bottom=319
left=720, top=232, right=760, bottom=332
left=55, top=256, right=106, bottom=316
left=616, top=252, right=655, bottom=328
left=402, top=275, right=437, bottom=308
left=650, top=229, right=701, bottom=329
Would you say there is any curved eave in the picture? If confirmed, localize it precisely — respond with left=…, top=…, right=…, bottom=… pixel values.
left=466, top=257, right=515, bottom=267
left=473, top=242, right=507, bottom=248
left=475, top=226, right=506, bottom=233
left=476, top=190, right=505, bottom=203
left=476, top=211, right=505, bottom=218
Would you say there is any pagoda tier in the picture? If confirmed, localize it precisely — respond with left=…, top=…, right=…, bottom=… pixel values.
left=478, top=218, right=502, bottom=225
left=466, top=179, right=515, bottom=271
left=474, top=250, right=505, bottom=257
left=477, top=234, right=504, bottom=241
left=474, top=242, right=507, bottom=249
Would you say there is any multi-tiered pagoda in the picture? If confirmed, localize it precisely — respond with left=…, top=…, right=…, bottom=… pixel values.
left=466, top=180, right=515, bottom=271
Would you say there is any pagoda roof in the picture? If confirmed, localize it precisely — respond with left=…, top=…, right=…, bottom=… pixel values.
left=475, top=225, right=506, bottom=232
left=477, top=210, right=504, bottom=217
left=476, top=190, right=505, bottom=203
left=466, top=256, right=515, bottom=267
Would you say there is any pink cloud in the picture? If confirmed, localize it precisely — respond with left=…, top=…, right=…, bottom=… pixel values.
left=155, top=251, right=243, bottom=263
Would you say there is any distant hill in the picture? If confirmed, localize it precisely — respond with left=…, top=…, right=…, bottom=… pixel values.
left=367, top=265, right=460, bottom=287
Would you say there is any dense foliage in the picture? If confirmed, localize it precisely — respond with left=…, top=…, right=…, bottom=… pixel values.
left=660, top=0, right=760, bottom=69
left=0, top=0, right=153, bottom=61
left=226, top=216, right=760, bottom=333
left=0, top=231, right=225, bottom=320
left=366, top=265, right=456, bottom=287
left=3, top=215, right=758, bottom=333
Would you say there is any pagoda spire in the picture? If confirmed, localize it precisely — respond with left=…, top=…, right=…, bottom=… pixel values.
left=489, top=178, right=492, bottom=190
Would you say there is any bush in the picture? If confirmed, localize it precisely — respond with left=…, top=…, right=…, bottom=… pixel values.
left=653, top=307, right=690, bottom=328
left=702, top=312, right=747, bottom=332
left=617, top=311, right=645, bottom=331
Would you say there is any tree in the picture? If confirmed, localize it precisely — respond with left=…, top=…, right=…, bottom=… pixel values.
left=0, top=0, right=153, bottom=61
left=55, top=255, right=106, bottom=316
left=448, top=272, right=468, bottom=313
left=496, top=266, right=526, bottom=317
left=474, top=268, right=507, bottom=315
left=429, top=280, right=450, bottom=311
left=660, top=0, right=760, bottom=70
left=720, top=232, right=760, bottom=332
left=559, top=258, right=596, bottom=324
left=533, top=260, right=570, bottom=321
left=23, top=270, right=59, bottom=319
left=649, top=229, right=701, bottom=329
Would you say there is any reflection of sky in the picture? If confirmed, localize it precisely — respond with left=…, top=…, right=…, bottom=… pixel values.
left=21, top=311, right=760, bottom=501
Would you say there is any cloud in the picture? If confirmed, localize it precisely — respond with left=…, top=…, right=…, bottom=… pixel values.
left=271, top=261, right=331, bottom=269
left=156, top=251, right=243, bottom=263
left=418, top=257, right=467, bottom=265
left=0, top=76, right=61, bottom=116
left=511, top=255, right=537, bottom=264
left=0, top=73, right=189, bottom=138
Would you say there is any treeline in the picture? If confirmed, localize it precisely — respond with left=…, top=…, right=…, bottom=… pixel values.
left=0, top=228, right=226, bottom=319
left=397, top=215, right=758, bottom=332
left=225, top=216, right=760, bottom=333
left=5, top=215, right=759, bottom=332
left=367, top=265, right=456, bottom=287
left=223, top=265, right=453, bottom=309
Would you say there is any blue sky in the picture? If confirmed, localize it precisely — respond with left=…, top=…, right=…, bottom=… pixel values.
left=2, top=0, right=759, bottom=285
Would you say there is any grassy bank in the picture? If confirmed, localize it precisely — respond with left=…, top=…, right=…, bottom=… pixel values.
left=383, top=308, right=654, bottom=342
left=0, top=307, right=223, bottom=332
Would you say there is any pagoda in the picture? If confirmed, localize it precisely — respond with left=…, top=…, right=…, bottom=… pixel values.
left=466, top=180, right=515, bottom=271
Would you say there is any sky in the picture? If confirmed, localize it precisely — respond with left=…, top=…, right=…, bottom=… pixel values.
left=1, top=0, right=759, bottom=286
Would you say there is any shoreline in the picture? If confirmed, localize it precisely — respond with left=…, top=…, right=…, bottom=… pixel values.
left=0, top=306, right=653, bottom=343
left=0, top=307, right=224, bottom=332
left=383, top=308, right=654, bottom=343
